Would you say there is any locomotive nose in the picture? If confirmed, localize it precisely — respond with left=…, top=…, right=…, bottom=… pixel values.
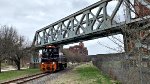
left=47, top=67, right=50, bottom=70
left=52, top=62, right=55, bottom=64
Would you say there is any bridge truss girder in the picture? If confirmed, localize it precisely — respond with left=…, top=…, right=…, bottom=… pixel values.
left=32, top=0, right=150, bottom=48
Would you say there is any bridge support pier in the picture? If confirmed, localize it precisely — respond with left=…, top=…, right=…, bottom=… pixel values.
left=59, top=45, right=64, bottom=55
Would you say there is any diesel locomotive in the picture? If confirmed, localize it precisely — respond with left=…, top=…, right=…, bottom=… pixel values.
left=40, top=46, right=67, bottom=72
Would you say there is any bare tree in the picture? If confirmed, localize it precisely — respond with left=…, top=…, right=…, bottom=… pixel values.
left=0, top=25, right=30, bottom=70
left=9, top=36, right=27, bottom=70
left=95, top=1, right=150, bottom=83
left=0, top=28, right=5, bottom=73
left=0, top=32, right=2, bottom=73
left=0, top=25, right=15, bottom=72
left=63, top=49, right=76, bottom=63
left=63, top=48, right=88, bottom=63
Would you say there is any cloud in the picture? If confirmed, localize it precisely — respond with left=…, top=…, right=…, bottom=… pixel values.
left=0, top=0, right=98, bottom=40
left=0, top=0, right=124, bottom=55
left=83, top=34, right=124, bottom=55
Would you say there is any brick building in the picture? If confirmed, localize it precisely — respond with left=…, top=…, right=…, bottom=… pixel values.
left=125, top=1, right=150, bottom=67
left=134, top=0, right=150, bottom=17
left=135, top=0, right=150, bottom=53
left=126, top=0, right=150, bottom=53
left=68, top=42, right=88, bottom=56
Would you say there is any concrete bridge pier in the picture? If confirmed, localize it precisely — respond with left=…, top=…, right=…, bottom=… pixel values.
left=59, top=45, right=64, bottom=55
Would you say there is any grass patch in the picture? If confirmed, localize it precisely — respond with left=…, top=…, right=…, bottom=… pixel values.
left=76, top=64, right=100, bottom=79
left=47, top=62, right=120, bottom=84
left=75, top=63, right=118, bottom=84
left=0, top=68, right=41, bottom=82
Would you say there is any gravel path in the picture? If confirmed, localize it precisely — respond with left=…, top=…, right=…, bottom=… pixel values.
left=26, top=64, right=78, bottom=84
left=1, top=66, right=28, bottom=72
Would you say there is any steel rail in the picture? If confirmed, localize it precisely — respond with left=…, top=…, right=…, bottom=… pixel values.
left=1, top=72, right=49, bottom=84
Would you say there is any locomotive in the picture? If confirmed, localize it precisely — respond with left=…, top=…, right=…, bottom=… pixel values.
left=40, top=45, right=67, bottom=72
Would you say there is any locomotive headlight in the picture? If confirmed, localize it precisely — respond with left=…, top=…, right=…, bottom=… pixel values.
left=52, top=62, right=55, bottom=64
left=42, top=62, right=44, bottom=64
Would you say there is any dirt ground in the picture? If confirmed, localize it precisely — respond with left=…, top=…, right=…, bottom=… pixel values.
left=46, top=69, right=80, bottom=84
left=45, top=63, right=116, bottom=84
left=1, top=65, right=27, bottom=72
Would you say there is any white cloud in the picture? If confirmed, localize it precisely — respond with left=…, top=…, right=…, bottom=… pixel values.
left=0, top=0, right=98, bottom=39
left=0, top=0, right=125, bottom=55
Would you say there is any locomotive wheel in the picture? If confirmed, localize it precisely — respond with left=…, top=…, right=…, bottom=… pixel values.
left=59, top=63, right=64, bottom=70
left=64, top=63, right=67, bottom=68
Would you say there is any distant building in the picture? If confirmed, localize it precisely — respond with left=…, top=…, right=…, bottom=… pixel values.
left=68, top=42, right=88, bottom=56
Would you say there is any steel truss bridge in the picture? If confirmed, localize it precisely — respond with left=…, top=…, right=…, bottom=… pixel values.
left=32, top=0, right=150, bottom=48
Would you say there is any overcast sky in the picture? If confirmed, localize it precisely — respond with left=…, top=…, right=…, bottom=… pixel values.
left=0, top=0, right=124, bottom=55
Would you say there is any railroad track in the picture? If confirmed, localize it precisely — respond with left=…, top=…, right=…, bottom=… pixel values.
left=1, top=72, right=49, bottom=84
left=1, top=64, right=79, bottom=84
